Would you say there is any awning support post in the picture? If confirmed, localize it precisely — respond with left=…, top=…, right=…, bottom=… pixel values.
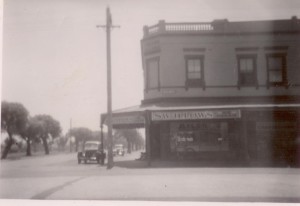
left=100, top=121, right=105, bottom=166
left=145, top=110, right=151, bottom=167
left=241, top=110, right=250, bottom=164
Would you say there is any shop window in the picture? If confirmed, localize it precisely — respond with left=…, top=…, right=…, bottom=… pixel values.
left=170, top=122, right=229, bottom=156
left=146, top=57, right=160, bottom=91
left=266, top=54, right=287, bottom=87
left=185, top=55, right=205, bottom=89
left=237, top=55, right=258, bottom=88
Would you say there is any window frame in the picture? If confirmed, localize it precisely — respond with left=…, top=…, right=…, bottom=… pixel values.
left=145, top=57, right=160, bottom=91
left=237, top=54, right=258, bottom=89
left=266, top=53, right=287, bottom=87
left=185, top=55, right=205, bottom=89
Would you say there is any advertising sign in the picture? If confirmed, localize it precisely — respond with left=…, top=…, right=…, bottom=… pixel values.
left=112, top=115, right=145, bottom=125
left=152, top=109, right=241, bottom=121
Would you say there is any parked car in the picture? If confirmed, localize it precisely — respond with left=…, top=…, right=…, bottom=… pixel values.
left=113, top=144, right=125, bottom=156
left=77, top=141, right=105, bottom=164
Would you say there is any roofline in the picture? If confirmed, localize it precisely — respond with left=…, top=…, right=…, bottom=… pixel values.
left=100, top=103, right=300, bottom=116
left=142, top=16, right=300, bottom=39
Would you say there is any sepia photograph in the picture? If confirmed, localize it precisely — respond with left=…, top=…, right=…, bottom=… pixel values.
left=1, top=0, right=300, bottom=205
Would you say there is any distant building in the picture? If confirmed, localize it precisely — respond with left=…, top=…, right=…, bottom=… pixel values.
left=102, top=16, right=300, bottom=167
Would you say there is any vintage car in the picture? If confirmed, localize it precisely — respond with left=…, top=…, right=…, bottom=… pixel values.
left=77, top=141, right=105, bottom=164
left=113, top=144, right=125, bottom=156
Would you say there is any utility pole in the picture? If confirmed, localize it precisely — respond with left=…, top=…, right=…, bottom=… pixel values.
left=97, top=7, right=120, bottom=169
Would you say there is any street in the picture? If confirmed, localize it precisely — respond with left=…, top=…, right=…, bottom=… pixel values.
left=0, top=151, right=300, bottom=203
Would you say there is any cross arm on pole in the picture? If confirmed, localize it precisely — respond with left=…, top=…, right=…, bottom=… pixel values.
left=96, top=25, right=121, bottom=30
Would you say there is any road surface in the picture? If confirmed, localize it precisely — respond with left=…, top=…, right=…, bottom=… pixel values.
left=0, top=151, right=300, bottom=203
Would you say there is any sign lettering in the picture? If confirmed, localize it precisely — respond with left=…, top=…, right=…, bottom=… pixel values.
left=152, top=110, right=241, bottom=121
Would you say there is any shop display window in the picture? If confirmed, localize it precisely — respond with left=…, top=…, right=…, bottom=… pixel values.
left=170, top=122, right=229, bottom=154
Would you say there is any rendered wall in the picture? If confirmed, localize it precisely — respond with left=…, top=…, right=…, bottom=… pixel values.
left=142, top=33, right=300, bottom=100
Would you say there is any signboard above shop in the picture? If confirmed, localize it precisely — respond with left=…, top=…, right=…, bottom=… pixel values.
left=151, top=109, right=241, bottom=121
left=112, top=115, right=145, bottom=125
left=101, top=109, right=241, bottom=128
left=102, top=113, right=145, bottom=127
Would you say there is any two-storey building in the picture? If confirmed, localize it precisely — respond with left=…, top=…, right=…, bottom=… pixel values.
left=103, top=16, right=300, bottom=167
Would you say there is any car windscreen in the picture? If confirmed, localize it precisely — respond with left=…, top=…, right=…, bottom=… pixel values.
left=84, top=143, right=99, bottom=150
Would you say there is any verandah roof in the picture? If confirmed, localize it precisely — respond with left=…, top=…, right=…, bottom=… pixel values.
left=101, top=102, right=300, bottom=129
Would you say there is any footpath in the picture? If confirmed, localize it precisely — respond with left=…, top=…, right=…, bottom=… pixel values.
left=47, top=166, right=300, bottom=202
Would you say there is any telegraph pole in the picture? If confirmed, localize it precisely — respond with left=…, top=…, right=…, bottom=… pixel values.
left=97, top=7, right=119, bottom=169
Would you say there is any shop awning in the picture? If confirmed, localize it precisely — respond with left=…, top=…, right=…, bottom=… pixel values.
left=101, top=102, right=300, bottom=129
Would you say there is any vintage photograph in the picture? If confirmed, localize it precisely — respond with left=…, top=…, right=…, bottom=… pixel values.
left=1, top=0, right=300, bottom=204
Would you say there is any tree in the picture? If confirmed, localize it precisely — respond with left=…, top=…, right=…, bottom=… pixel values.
left=1, top=101, right=29, bottom=159
left=56, top=135, right=68, bottom=152
left=21, top=117, right=43, bottom=156
left=90, top=130, right=108, bottom=150
left=31, top=114, right=62, bottom=155
left=114, top=129, right=145, bottom=153
left=69, top=127, right=93, bottom=152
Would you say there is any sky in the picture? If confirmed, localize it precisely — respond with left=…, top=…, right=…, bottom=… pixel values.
left=2, top=0, right=300, bottom=134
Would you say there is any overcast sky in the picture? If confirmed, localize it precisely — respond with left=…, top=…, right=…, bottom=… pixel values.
left=2, top=0, right=300, bottom=133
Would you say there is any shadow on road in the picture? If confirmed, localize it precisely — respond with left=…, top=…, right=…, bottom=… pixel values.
left=114, top=160, right=148, bottom=169
left=113, top=159, right=248, bottom=169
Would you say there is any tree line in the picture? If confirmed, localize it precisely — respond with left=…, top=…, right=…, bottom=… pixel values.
left=68, top=127, right=144, bottom=153
left=1, top=101, right=145, bottom=159
left=1, top=101, right=61, bottom=159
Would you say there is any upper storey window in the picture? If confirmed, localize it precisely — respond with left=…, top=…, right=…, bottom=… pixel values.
left=185, top=55, right=205, bottom=88
left=266, top=53, right=287, bottom=87
left=146, top=57, right=160, bottom=91
left=237, top=54, right=258, bottom=88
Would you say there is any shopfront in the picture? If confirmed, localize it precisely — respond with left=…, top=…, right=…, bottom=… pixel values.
left=102, top=104, right=300, bottom=167
left=149, top=109, right=242, bottom=161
